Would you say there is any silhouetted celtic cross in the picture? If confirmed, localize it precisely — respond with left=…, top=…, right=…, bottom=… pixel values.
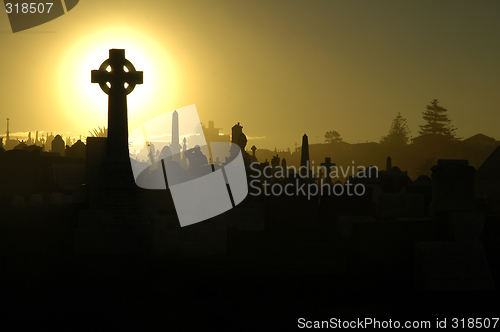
left=91, top=49, right=143, bottom=160
left=91, top=49, right=143, bottom=95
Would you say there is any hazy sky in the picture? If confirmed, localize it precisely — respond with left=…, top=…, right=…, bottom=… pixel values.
left=1, top=0, right=500, bottom=149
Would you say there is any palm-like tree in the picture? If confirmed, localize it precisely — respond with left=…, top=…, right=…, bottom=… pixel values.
left=415, top=158, right=437, bottom=177
left=88, top=126, right=108, bottom=137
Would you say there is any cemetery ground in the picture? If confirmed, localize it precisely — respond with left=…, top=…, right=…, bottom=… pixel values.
left=1, top=201, right=499, bottom=330
left=1, top=50, right=499, bottom=328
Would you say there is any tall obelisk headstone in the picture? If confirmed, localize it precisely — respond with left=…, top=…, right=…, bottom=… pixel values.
left=171, top=110, right=181, bottom=162
left=300, top=134, right=311, bottom=179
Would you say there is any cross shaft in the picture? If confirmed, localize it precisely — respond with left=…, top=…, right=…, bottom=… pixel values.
left=91, top=49, right=143, bottom=161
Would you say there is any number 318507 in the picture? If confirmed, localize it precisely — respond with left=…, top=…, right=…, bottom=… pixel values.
left=5, top=3, right=53, bottom=14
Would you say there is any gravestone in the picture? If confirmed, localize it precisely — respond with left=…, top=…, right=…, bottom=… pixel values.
left=351, top=219, right=437, bottom=279
left=414, top=241, right=495, bottom=290
left=377, top=192, right=425, bottom=219
left=52, top=163, right=85, bottom=191
left=430, top=159, right=475, bottom=213
left=271, top=154, right=280, bottom=180
left=299, top=134, right=311, bottom=178
left=51, top=135, right=65, bottom=156
left=430, top=160, right=480, bottom=238
left=320, top=157, right=335, bottom=184
left=349, top=165, right=381, bottom=206
left=444, top=211, right=485, bottom=241
left=250, top=145, right=257, bottom=161
left=75, top=49, right=166, bottom=256
left=379, top=166, right=410, bottom=193
left=414, top=160, right=495, bottom=290
left=66, top=139, right=86, bottom=159
left=407, top=175, right=432, bottom=216
left=87, top=49, right=144, bottom=207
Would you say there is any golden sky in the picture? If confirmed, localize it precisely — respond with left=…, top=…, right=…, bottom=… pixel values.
left=1, top=0, right=500, bottom=149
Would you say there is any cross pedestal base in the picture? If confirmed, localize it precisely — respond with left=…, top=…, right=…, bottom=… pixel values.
left=75, top=143, right=169, bottom=256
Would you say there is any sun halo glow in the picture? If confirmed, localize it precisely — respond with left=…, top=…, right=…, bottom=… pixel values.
left=57, top=27, right=177, bottom=136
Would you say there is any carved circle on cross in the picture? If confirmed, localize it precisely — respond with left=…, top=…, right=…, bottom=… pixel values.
left=97, top=58, right=139, bottom=95
left=92, top=50, right=143, bottom=96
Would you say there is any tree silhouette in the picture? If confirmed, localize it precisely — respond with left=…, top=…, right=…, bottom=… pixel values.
left=415, top=157, right=437, bottom=177
left=324, top=130, right=342, bottom=143
left=89, top=126, right=108, bottom=137
left=419, top=99, right=456, bottom=139
left=380, top=112, right=411, bottom=147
